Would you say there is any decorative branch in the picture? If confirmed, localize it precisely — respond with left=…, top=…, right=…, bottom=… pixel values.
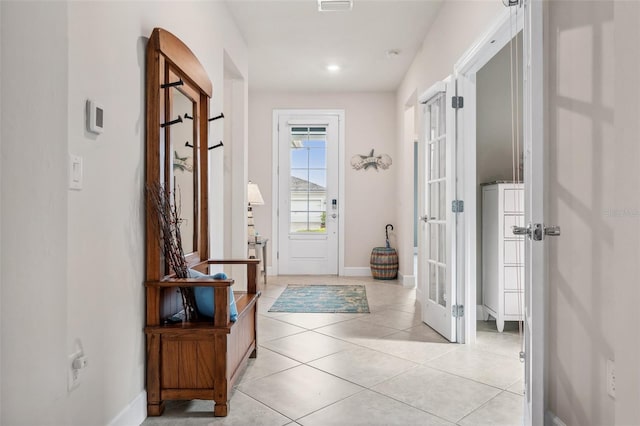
left=146, top=182, right=198, bottom=321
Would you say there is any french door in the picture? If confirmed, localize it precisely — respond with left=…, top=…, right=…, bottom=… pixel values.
left=276, top=112, right=341, bottom=275
left=418, top=78, right=457, bottom=342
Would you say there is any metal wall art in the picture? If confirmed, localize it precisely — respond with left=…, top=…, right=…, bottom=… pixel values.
left=350, top=149, right=392, bottom=171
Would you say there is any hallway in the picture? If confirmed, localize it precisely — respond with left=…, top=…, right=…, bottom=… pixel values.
left=142, top=276, right=523, bottom=425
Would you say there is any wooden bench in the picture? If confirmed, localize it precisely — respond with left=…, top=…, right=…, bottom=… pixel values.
left=144, top=259, right=261, bottom=416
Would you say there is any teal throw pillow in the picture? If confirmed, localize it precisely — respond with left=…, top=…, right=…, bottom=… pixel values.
left=187, top=269, right=238, bottom=322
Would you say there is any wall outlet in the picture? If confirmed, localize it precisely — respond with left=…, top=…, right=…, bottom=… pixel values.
left=67, top=350, right=83, bottom=392
left=606, top=359, right=616, bottom=398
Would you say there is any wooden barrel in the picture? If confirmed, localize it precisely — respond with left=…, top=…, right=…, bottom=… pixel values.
left=370, top=247, right=398, bottom=280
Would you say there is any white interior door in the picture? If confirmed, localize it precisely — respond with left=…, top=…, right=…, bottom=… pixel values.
left=523, top=1, right=545, bottom=424
left=418, top=79, right=457, bottom=342
left=277, top=114, right=340, bottom=275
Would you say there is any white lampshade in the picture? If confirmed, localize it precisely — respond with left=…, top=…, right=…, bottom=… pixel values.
left=247, top=181, right=264, bottom=206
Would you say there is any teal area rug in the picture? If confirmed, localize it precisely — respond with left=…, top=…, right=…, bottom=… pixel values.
left=269, top=284, right=370, bottom=313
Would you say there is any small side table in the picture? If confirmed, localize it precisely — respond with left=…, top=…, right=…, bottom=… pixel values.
left=250, top=238, right=268, bottom=286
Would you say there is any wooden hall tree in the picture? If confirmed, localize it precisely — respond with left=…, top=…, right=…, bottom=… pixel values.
left=144, top=27, right=261, bottom=417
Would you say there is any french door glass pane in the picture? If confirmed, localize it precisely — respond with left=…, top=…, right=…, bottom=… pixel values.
left=428, top=223, right=437, bottom=261
left=438, top=223, right=446, bottom=263
left=289, top=127, right=328, bottom=233
left=429, top=263, right=437, bottom=302
left=429, top=183, right=438, bottom=220
left=438, top=265, right=447, bottom=307
left=439, top=138, right=446, bottom=178
left=428, top=142, right=436, bottom=180
left=439, top=181, right=446, bottom=220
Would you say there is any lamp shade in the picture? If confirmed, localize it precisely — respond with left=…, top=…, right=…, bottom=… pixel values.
left=247, top=181, right=265, bottom=206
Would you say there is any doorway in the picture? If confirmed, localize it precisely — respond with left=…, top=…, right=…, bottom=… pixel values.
left=475, top=32, right=524, bottom=335
left=273, top=110, right=345, bottom=275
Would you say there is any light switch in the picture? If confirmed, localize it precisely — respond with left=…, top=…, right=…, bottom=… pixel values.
left=69, top=154, right=83, bottom=190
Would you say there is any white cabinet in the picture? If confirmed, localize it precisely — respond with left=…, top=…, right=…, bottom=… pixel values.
left=482, top=183, right=524, bottom=332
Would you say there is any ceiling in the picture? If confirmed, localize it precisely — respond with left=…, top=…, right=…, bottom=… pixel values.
left=225, top=0, right=444, bottom=92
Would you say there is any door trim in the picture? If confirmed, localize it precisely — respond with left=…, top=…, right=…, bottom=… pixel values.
left=453, top=6, right=525, bottom=346
left=271, top=109, right=345, bottom=276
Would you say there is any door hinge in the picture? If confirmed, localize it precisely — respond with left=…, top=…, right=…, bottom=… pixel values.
left=452, top=96, right=464, bottom=109
left=452, top=305, right=464, bottom=318
left=452, top=200, right=464, bottom=213
left=277, top=251, right=279, bottom=260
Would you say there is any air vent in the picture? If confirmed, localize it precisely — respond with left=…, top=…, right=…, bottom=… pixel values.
left=317, top=0, right=353, bottom=12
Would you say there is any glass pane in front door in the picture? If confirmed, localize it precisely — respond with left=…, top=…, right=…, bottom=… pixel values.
left=289, top=127, right=328, bottom=234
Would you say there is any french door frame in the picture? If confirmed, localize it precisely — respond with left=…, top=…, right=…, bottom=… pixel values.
left=271, top=109, right=345, bottom=276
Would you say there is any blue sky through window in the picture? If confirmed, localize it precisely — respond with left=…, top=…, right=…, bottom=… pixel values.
left=290, top=132, right=327, bottom=188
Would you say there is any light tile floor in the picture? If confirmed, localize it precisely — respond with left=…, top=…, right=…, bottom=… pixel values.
left=142, top=276, right=524, bottom=426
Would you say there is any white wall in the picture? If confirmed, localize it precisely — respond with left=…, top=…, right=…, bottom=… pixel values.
left=1, top=1, right=248, bottom=425
left=546, top=1, right=615, bottom=424
left=1, top=2, right=70, bottom=425
left=248, top=91, right=397, bottom=272
left=0, top=1, right=3, bottom=419
left=614, top=3, right=640, bottom=424
left=395, top=0, right=504, bottom=281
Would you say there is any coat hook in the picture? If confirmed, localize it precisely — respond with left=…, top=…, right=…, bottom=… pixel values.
left=185, top=141, right=222, bottom=150
left=160, top=115, right=183, bottom=128
left=208, top=113, right=224, bottom=122
left=183, top=113, right=194, bottom=120
left=161, top=79, right=184, bottom=89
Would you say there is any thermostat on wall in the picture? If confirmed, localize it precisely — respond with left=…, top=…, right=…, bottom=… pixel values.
left=86, top=99, right=104, bottom=134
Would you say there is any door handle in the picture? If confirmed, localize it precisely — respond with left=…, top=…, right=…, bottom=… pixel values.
left=544, top=225, right=561, bottom=237
left=513, top=224, right=561, bottom=240
left=331, top=213, right=337, bottom=219
left=512, top=225, right=530, bottom=236
left=419, top=216, right=435, bottom=223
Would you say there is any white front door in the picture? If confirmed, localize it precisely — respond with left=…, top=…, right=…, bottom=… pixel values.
left=277, top=113, right=341, bottom=275
left=418, top=78, right=457, bottom=342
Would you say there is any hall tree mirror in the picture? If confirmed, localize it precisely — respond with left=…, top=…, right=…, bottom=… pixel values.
left=145, top=29, right=212, bottom=275
left=169, top=84, right=197, bottom=256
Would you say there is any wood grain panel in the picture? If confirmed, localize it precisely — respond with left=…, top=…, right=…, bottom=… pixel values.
left=161, top=339, right=180, bottom=389
left=196, top=340, right=215, bottom=388
left=178, top=341, right=198, bottom=388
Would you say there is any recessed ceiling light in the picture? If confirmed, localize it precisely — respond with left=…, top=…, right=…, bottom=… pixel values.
left=327, top=64, right=341, bottom=73
left=317, top=0, right=353, bottom=12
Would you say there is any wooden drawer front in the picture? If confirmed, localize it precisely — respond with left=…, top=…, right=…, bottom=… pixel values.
left=504, top=266, right=525, bottom=291
left=161, top=337, right=216, bottom=389
left=504, top=292, right=524, bottom=316
left=503, top=189, right=524, bottom=213
left=504, top=240, right=525, bottom=265
left=503, top=215, right=524, bottom=239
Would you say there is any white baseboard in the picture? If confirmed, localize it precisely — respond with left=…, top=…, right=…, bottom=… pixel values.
left=545, top=410, right=567, bottom=426
left=343, top=267, right=372, bottom=277
left=399, top=273, right=416, bottom=288
left=107, top=391, right=146, bottom=426
left=476, top=304, right=484, bottom=320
